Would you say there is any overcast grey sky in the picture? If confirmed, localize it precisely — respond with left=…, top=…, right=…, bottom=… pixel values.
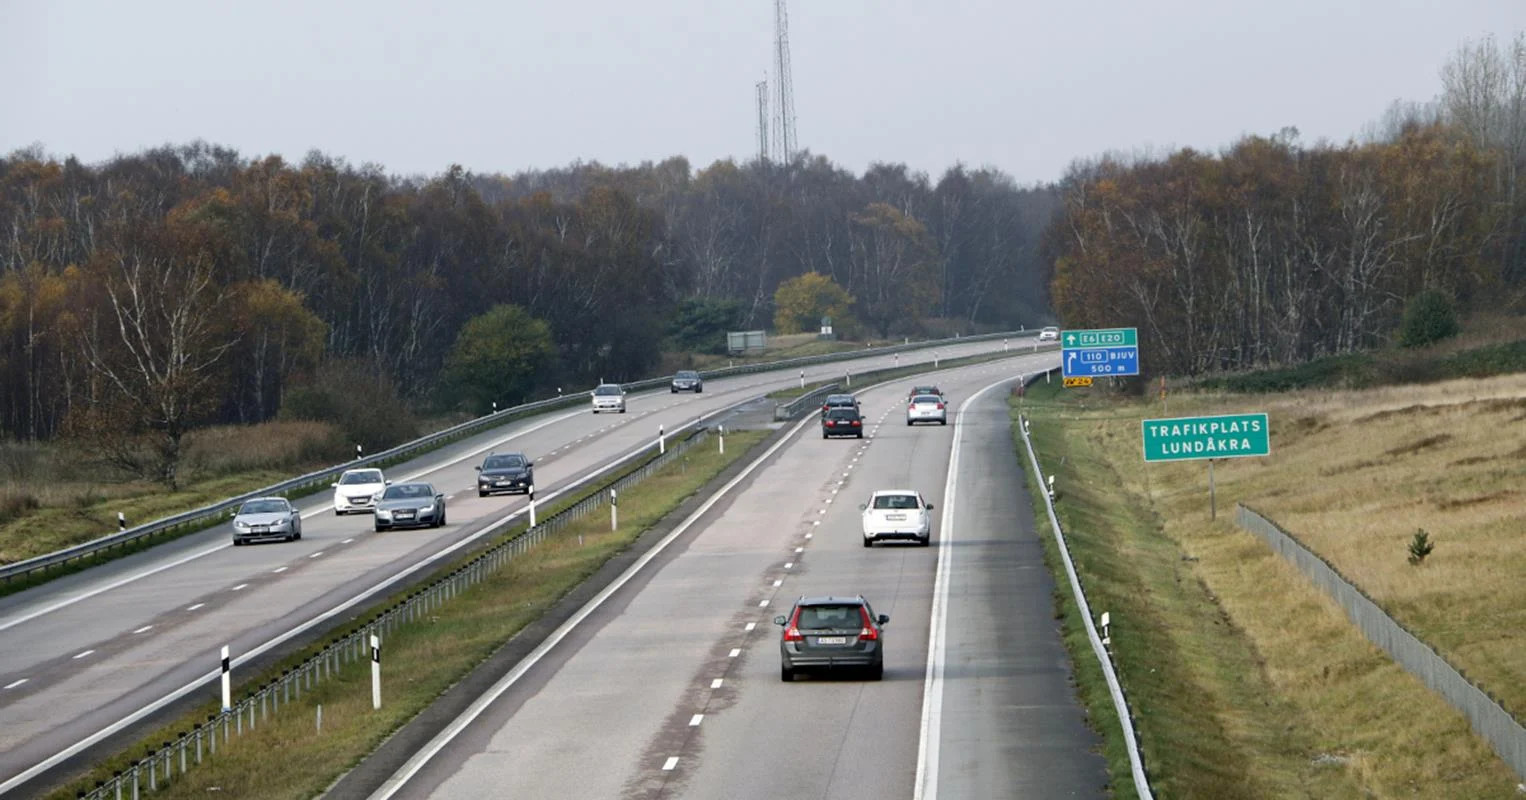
left=3, top=1, right=1521, bottom=183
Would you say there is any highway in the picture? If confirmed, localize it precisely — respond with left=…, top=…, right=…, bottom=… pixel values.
left=351, top=353, right=1106, bottom=799
left=0, top=338, right=1036, bottom=795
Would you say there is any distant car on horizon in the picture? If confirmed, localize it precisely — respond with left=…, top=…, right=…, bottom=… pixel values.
left=1038, top=326, right=1060, bottom=342
left=670, top=370, right=704, bottom=393
left=820, top=393, right=859, bottom=415
left=477, top=452, right=534, bottom=496
left=592, top=383, right=627, bottom=414
left=232, top=497, right=302, bottom=545
left=332, top=468, right=388, bottom=515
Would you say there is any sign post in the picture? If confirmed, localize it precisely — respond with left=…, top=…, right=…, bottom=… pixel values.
left=1142, top=413, right=1270, bottom=519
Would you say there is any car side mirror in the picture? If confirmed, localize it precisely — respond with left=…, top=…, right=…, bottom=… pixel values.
left=385, top=480, right=393, bottom=485
left=877, top=614, right=890, bottom=626
left=474, top=466, right=482, bottom=471
left=924, top=503, right=935, bottom=510
left=330, top=482, right=338, bottom=488
left=526, top=461, right=534, bottom=468
left=772, top=615, right=787, bottom=626
left=858, top=504, right=868, bottom=511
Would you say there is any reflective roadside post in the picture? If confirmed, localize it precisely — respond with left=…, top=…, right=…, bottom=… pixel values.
left=610, top=489, right=618, bottom=531
left=492, top=401, right=497, bottom=414
left=118, top=511, right=127, bottom=531
left=528, top=485, right=537, bottom=527
left=799, top=370, right=805, bottom=389
left=718, top=425, right=725, bottom=455
left=220, top=646, right=231, bottom=711
left=355, top=444, right=363, bottom=460
left=370, top=635, right=381, bottom=709
left=658, top=424, right=666, bottom=455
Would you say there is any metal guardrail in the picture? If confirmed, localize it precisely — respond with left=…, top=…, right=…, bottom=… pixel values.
left=1018, top=377, right=1155, bottom=800
left=0, top=329, right=1038, bottom=586
left=774, top=384, right=842, bottom=421
left=66, top=427, right=714, bottom=800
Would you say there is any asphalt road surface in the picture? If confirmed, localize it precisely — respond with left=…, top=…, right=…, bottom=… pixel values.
left=0, top=338, right=1038, bottom=795
left=362, top=353, right=1106, bottom=800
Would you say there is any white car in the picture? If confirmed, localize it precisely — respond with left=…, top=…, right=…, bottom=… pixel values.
left=907, top=394, right=947, bottom=426
left=592, top=383, right=627, bottom=413
left=332, top=468, right=389, bottom=515
left=1037, top=326, right=1060, bottom=342
left=860, top=490, right=934, bottom=547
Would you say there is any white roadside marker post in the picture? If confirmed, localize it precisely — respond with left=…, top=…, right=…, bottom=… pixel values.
left=118, top=511, right=127, bottom=531
left=611, top=489, right=618, bottom=532
left=719, top=425, right=725, bottom=455
left=220, top=646, right=231, bottom=711
left=528, top=486, right=537, bottom=527
left=659, top=424, right=666, bottom=455
left=799, top=370, right=805, bottom=389
left=371, top=635, right=381, bottom=710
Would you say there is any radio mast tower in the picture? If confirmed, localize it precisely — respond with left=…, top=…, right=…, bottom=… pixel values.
left=772, top=0, right=797, bottom=163
left=756, top=79, right=770, bottom=164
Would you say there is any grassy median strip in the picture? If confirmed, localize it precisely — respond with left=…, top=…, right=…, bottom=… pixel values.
left=47, top=429, right=768, bottom=800
left=1013, top=380, right=1523, bottom=798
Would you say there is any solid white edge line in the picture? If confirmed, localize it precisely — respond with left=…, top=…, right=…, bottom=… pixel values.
left=913, top=373, right=1021, bottom=800
left=3, top=679, right=27, bottom=690
left=364, top=411, right=817, bottom=800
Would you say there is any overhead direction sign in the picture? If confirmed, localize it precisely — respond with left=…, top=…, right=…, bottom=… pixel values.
left=1141, top=413, right=1270, bottom=462
left=1061, top=327, right=1140, bottom=378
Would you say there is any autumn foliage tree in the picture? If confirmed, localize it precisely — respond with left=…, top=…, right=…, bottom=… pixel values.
left=773, top=272, right=856, bottom=335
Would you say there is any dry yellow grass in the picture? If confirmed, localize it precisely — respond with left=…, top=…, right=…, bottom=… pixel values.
left=1023, top=374, right=1526, bottom=798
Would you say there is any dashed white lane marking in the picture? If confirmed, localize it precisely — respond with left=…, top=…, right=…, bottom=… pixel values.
left=711, top=678, right=723, bottom=689
left=72, top=650, right=94, bottom=660
left=826, top=498, right=833, bottom=504
left=5, top=678, right=29, bottom=689
left=231, top=584, right=249, bottom=592
left=662, top=757, right=680, bottom=771
left=187, top=603, right=205, bottom=611
left=309, top=551, right=325, bottom=559
left=806, top=532, right=814, bottom=539
left=132, top=625, right=153, bottom=634
left=342, top=538, right=355, bottom=544
left=831, top=488, right=839, bottom=494
left=273, top=567, right=287, bottom=574
left=784, top=562, right=794, bottom=569
left=689, top=714, right=704, bottom=726
left=795, top=547, right=804, bottom=553
left=757, top=600, right=769, bottom=607
left=772, top=579, right=782, bottom=587
left=818, top=509, right=826, bottom=515
left=745, top=622, right=757, bottom=632
left=728, top=648, right=742, bottom=658
left=813, top=521, right=820, bottom=526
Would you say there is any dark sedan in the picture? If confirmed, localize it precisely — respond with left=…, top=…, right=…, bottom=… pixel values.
left=373, top=482, right=446, bottom=531
left=477, top=452, right=533, bottom=496
left=775, top=595, right=888, bottom=681
left=670, top=370, right=704, bottom=393
left=822, top=407, right=864, bottom=438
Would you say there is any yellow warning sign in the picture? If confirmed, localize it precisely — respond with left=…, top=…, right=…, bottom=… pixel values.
left=1064, top=376, right=1093, bottom=388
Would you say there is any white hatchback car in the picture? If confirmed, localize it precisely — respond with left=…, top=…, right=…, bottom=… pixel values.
left=332, top=468, right=389, bottom=515
left=592, top=383, right=627, bottom=413
left=1037, top=326, right=1060, bottom=342
left=906, top=394, right=947, bottom=426
left=860, top=490, right=934, bottom=547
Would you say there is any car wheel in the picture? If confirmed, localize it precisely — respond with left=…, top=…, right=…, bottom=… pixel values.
left=295, top=531, right=302, bottom=541
left=478, top=490, right=488, bottom=498
left=374, top=524, right=384, bottom=532
left=671, top=388, right=677, bottom=393
left=941, top=419, right=947, bottom=426
left=619, top=407, right=626, bottom=414
left=863, top=536, right=873, bottom=548
left=857, top=432, right=863, bottom=438
left=867, top=662, right=884, bottom=681
left=907, top=420, right=913, bottom=426
left=822, top=431, right=829, bottom=439
left=696, top=387, right=703, bottom=393
left=781, top=664, right=795, bottom=682
left=232, top=538, right=244, bottom=547
left=919, top=535, right=931, bottom=547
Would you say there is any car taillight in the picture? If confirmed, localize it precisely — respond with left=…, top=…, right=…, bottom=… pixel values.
left=908, top=403, right=916, bottom=410
left=851, top=420, right=861, bottom=426
left=857, top=607, right=879, bottom=641
left=783, top=609, right=804, bottom=642
left=936, top=403, right=944, bottom=410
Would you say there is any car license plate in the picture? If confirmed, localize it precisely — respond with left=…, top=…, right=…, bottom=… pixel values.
left=887, top=514, right=906, bottom=521
left=395, top=511, right=414, bottom=518
left=815, top=636, right=847, bottom=645
left=252, top=525, right=269, bottom=533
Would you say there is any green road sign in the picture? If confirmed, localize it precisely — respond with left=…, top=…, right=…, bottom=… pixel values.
left=1062, top=327, right=1137, bottom=349
left=1142, top=413, right=1269, bottom=462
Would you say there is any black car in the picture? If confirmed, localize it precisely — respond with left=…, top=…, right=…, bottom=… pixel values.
left=822, top=407, right=864, bottom=438
left=670, top=370, right=704, bottom=393
left=775, top=595, right=888, bottom=681
left=908, top=384, right=944, bottom=399
left=476, top=452, right=534, bottom=496
left=820, top=393, right=859, bottom=414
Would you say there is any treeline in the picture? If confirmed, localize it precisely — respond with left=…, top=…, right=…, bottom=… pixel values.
left=1050, top=34, right=1526, bottom=376
left=0, top=145, right=1055, bottom=481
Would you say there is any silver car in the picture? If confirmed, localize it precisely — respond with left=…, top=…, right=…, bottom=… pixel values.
left=373, top=482, right=446, bottom=531
left=232, top=497, right=302, bottom=545
left=906, top=394, right=947, bottom=426
left=591, top=383, right=627, bottom=413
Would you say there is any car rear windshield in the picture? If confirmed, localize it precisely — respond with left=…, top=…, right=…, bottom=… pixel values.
left=383, top=484, right=430, bottom=499
left=796, top=604, right=864, bottom=630
left=240, top=499, right=288, bottom=514
left=825, top=395, right=854, bottom=405
left=912, top=395, right=942, bottom=404
left=339, top=470, right=383, bottom=485
left=595, top=385, right=622, bottom=395
left=872, top=494, right=920, bottom=510
left=484, top=455, right=525, bottom=468
left=826, top=409, right=860, bottom=420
